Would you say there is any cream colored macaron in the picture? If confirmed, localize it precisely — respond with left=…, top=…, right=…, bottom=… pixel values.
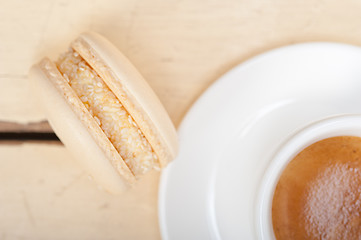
left=29, top=32, right=178, bottom=193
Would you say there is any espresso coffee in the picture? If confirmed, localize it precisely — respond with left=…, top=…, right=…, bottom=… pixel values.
left=272, top=136, right=361, bottom=239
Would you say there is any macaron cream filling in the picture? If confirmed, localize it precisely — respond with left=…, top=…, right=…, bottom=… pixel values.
left=56, top=49, right=159, bottom=176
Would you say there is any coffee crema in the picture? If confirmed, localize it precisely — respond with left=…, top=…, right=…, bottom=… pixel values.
left=272, top=136, right=361, bottom=240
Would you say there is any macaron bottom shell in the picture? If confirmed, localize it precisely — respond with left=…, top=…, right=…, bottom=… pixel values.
left=30, top=63, right=130, bottom=194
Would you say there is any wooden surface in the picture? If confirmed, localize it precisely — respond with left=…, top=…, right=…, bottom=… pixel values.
left=2, top=0, right=361, bottom=239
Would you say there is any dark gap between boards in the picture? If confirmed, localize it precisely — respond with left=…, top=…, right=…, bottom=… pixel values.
left=0, top=132, right=61, bottom=142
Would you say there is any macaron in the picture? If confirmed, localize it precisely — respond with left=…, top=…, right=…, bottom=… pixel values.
left=29, top=32, right=178, bottom=193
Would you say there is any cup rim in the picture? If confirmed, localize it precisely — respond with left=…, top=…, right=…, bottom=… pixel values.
left=256, top=114, right=361, bottom=239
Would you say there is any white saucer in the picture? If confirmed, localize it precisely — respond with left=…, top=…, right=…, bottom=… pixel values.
left=159, top=43, right=361, bottom=239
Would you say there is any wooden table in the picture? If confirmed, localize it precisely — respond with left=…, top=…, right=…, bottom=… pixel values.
left=2, top=0, right=361, bottom=239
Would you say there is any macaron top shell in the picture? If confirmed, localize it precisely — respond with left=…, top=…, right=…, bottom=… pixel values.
left=72, top=32, right=178, bottom=167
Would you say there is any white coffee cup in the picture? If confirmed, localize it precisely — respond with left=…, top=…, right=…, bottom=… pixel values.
left=256, top=114, right=361, bottom=239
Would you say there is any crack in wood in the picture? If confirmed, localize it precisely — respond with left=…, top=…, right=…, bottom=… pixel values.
left=0, top=132, right=60, bottom=142
left=22, top=192, right=36, bottom=227
left=0, top=121, right=61, bottom=143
